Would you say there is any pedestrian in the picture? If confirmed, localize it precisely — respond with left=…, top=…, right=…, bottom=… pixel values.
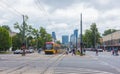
left=83, top=49, right=86, bottom=55
left=65, top=49, right=68, bottom=55
left=72, top=48, right=76, bottom=56
left=96, top=49, right=98, bottom=56
left=112, top=49, right=114, bottom=55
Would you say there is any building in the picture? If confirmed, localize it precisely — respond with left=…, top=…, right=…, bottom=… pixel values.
left=70, top=29, right=78, bottom=48
left=74, top=29, right=78, bottom=48
left=102, top=30, right=120, bottom=50
left=70, top=34, right=75, bottom=47
left=9, top=31, right=16, bottom=37
left=74, top=29, right=78, bottom=39
left=62, top=35, right=69, bottom=45
left=52, top=32, right=56, bottom=42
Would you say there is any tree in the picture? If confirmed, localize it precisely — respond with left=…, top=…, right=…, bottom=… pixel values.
left=31, top=27, right=52, bottom=49
left=30, top=26, right=41, bottom=49
left=39, top=27, right=52, bottom=48
left=14, top=15, right=30, bottom=44
left=83, top=29, right=92, bottom=48
left=56, top=40, right=61, bottom=44
left=102, top=29, right=116, bottom=36
left=83, top=23, right=101, bottom=48
left=12, top=33, right=22, bottom=50
left=2, top=25, right=11, bottom=32
left=0, top=27, right=12, bottom=51
left=90, top=23, right=101, bottom=48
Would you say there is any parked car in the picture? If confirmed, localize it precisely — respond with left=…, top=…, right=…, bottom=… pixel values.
left=13, top=49, right=22, bottom=54
left=38, top=48, right=42, bottom=53
left=25, top=50, right=30, bottom=53
left=97, top=48, right=103, bottom=52
left=29, top=49, right=34, bottom=53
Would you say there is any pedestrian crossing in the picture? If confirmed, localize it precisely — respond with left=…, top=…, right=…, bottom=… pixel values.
left=54, top=67, right=114, bottom=74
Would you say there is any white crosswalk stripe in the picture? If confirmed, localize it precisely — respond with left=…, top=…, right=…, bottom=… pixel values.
left=54, top=67, right=114, bottom=74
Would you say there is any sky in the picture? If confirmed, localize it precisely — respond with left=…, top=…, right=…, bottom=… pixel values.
left=0, top=0, right=120, bottom=41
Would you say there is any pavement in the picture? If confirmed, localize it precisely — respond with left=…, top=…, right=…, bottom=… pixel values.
left=55, top=51, right=120, bottom=74
left=0, top=51, right=120, bottom=74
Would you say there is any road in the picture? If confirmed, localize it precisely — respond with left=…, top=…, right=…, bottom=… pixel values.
left=0, top=51, right=120, bottom=74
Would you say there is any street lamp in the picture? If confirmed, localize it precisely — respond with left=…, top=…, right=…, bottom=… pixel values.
left=80, top=13, right=83, bottom=55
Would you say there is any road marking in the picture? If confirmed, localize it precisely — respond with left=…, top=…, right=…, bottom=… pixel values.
left=54, top=67, right=113, bottom=74
left=40, top=54, right=65, bottom=74
left=94, top=57, right=120, bottom=73
left=0, top=53, right=60, bottom=74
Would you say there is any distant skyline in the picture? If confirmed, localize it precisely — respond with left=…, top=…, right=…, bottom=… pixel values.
left=62, top=35, right=69, bottom=45
left=0, top=0, right=120, bottom=41
left=52, top=32, right=56, bottom=42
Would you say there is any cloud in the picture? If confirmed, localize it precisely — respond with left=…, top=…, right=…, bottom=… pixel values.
left=0, top=0, right=120, bottom=41
left=97, top=0, right=111, bottom=5
left=0, top=19, right=9, bottom=24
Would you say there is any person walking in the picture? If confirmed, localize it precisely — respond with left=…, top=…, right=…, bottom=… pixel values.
left=72, top=48, right=76, bottom=56
left=96, top=49, right=98, bottom=56
left=112, top=49, right=114, bottom=55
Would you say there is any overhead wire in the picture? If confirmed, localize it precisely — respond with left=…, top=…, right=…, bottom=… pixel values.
left=37, top=0, right=52, bottom=24
left=34, top=0, right=52, bottom=25
left=1, top=0, right=23, bottom=16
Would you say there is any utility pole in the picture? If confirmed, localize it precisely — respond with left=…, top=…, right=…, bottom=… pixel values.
left=22, top=15, right=26, bottom=56
left=80, top=13, right=83, bottom=55
left=94, top=29, right=96, bottom=49
left=23, top=15, right=25, bottom=43
left=76, top=32, right=77, bottom=50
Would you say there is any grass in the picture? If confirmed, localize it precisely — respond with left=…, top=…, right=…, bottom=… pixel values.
left=0, top=51, right=12, bottom=54
left=75, top=51, right=85, bottom=56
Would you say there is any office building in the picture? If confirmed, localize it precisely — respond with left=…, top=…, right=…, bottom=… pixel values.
left=52, top=32, right=56, bottom=42
left=62, top=35, right=69, bottom=45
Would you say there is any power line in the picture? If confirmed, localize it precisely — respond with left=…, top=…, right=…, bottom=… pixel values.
left=34, top=0, right=45, bottom=17
left=34, top=0, right=52, bottom=25
left=0, top=0, right=23, bottom=16
left=34, top=0, right=55, bottom=35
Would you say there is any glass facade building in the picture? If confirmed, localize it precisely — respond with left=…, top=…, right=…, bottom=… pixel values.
left=52, top=32, right=56, bottom=42
left=62, top=35, right=69, bottom=45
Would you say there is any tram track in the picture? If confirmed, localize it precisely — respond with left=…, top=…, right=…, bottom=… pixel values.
left=40, top=54, right=65, bottom=74
left=0, top=53, right=57, bottom=74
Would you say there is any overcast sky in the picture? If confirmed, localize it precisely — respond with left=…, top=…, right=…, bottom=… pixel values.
left=0, top=0, right=120, bottom=41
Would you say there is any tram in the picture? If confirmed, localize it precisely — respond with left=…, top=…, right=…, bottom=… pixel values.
left=44, top=42, right=60, bottom=54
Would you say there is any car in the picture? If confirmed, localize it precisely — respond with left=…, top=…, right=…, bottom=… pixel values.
left=25, top=50, right=30, bottom=53
left=97, top=49, right=103, bottom=52
left=29, top=49, right=34, bottom=53
left=13, top=49, right=22, bottom=54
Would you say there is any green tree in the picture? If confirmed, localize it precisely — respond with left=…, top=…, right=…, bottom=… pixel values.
left=56, top=40, right=61, bottom=44
left=0, top=27, right=12, bottom=51
left=14, top=15, right=30, bottom=44
left=2, top=25, right=11, bottom=32
left=90, top=23, right=101, bottom=48
left=102, top=29, right=116, bottom=36
left=83, top=23, right=101, bottom=48
left=39, top=27, right=52, bottom=48
left=83, top=29, right=92, bottom=48
left=30, top=27, right=52, bottom=49
left=30, top=27, right=41, bottom=49
left=12, top=33, right=22, bottom=50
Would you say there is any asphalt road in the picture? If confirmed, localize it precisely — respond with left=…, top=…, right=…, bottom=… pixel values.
left=56, top=51, right=120, bottom=74
left=0, top=51, right=120, bottom=74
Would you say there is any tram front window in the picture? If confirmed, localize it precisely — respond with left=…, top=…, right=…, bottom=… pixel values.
left=46, top=44, right=53, bottom=50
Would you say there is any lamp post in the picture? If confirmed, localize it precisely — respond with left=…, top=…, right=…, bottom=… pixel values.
left=80, top=13, right=83, bottom=55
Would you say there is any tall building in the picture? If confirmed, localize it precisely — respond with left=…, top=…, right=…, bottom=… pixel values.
left=62, top=35, right=69, bottom=45
left=70, top=34, right=75, bottom=48
left=74, top=29, right=78, bottom=48
left=52, top=32, right=56, bottom=42
left=74, top=29, right=78, bottom=38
